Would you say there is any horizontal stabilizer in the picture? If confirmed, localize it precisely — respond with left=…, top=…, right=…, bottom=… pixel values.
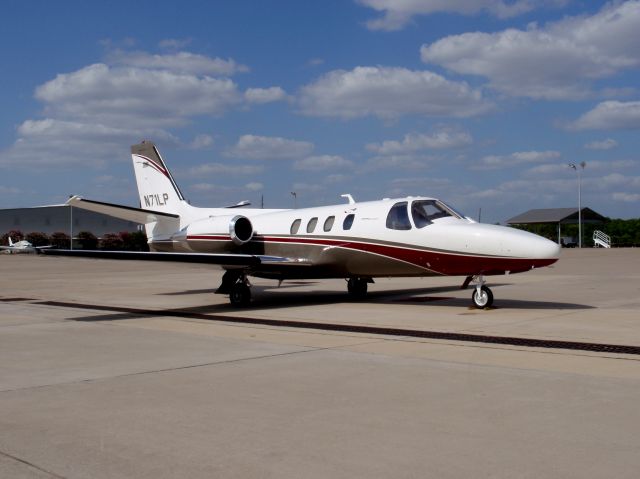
left=66, top=196, right=179, bottom=224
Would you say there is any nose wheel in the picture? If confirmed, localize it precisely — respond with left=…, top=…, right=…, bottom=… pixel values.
left=468, top=275, right=494, bottom=309
left=472, top=285, right=493, bottom=309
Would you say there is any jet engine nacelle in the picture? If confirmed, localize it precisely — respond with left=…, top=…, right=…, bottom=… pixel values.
left=226, top=215, right=254, bottom=245
left=173, top=214, right=255, bottom=248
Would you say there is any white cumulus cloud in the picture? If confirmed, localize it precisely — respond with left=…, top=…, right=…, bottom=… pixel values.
left=612, top=192, right=640, bottom=202
left=35, top=63, right=242, bottom=128
left=366, top=128, right=472, bottom=155
left=244, top=87, right=287, bottom=104
left=188, top=134, right=215, bottom=150
left=245, top=182, right=264, bottom=191
left=297, top=66, right=492, bottom=119
left=107, top=50, right=248, bottom=76
left=294, top=155, right=354, bottom=171
left=225, top=135, right=314, bottom=160
left=358, top=0, right=547, bottom=31
left=421, top=1, right=640, bottom=100
left=473, top=150, right=560, bottom=170
left=182, top=163, right=264, bottom=177
left=568, top=101, right=640, bottom=130
left=584, top=138, right=618, bottom=150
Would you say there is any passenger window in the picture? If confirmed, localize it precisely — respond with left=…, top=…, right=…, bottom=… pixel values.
left=386, top=202, right=412, bottom=230
left=290, top=219, right=301, bottom=234
left=307, top=217, right=318, bottom=233
left=343, top=214, right=355, bottom=230
left=323, top=216, right=335, bottom=232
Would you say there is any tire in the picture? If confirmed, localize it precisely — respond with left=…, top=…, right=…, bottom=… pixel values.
left=471, top=285, right=493, bottom=309
left=229, top=283, right=251, bottom=307
left=347, top=278, right=368, bottom=298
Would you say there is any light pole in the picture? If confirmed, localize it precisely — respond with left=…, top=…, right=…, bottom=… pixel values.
left=290, top=191, right=297, bottom=209
left=568, top=161, right=586, bottom=248
left=69, top=196, right=74, bottom=250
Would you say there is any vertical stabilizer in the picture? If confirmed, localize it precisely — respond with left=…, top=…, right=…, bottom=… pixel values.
left=131, top=141, right=191, bottom=242
left=131, top=141, right=186, bottom=215
left=8, top=237, right=13, bottom=247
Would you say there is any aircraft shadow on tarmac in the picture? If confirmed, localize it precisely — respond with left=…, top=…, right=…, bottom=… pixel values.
left=65, top=283, right=592, bottom=323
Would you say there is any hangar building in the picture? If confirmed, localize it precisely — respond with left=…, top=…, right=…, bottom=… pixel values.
left=507, top=207, right=606, bottom=246
left=0, top=205, right=141, bottom=237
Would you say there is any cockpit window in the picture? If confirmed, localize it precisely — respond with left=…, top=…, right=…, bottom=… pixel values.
left=411, top=200, right=460, bottom=228
left=386, top=202, right=412, bottom=230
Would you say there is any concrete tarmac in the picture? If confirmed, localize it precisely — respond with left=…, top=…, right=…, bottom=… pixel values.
left=1, top=249, right=639, bottom=478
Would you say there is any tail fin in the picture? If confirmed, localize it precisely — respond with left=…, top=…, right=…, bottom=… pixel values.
left=131, top=141, right=186, bottom=215
left=8, top=237, right=13, bottom=247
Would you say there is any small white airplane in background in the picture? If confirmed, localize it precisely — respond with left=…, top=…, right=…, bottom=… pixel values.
left=1, top=237, right=52, bottom=254
left=45, top=141, right=560, bottom=308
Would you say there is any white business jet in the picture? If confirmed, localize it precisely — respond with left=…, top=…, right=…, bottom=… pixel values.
left=46, top=141, right=560, bottom=308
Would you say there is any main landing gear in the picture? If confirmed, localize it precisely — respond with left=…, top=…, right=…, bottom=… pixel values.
left=347, top=277, right=373, bottom=299
left=217, top=270, right=252, bottom=307
left=463, top=274, right=494, bottom=309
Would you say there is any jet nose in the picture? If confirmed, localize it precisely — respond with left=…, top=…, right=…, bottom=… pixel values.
left=538, top=237, right=561, bottom=260
left=524, top=235, right=561, bottom=265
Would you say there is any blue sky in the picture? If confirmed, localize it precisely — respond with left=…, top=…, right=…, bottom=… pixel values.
left=1, top=0, right=639, bottom=223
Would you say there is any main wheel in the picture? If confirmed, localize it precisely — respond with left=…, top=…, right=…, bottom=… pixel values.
left=347, top=278, right=368, bottom=298
left=229, top=283, right=251, bottom=307
left=471, top=285, right=493, bottom=309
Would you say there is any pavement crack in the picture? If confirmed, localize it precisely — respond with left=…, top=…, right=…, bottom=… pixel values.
left=0, top=449, right=67, bottom=478
left=0, top=347, right=322, bottom=394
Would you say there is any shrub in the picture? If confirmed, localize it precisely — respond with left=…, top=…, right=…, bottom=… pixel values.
left=120, top=230, right=149, bottom=251
left=77, top=231, right=98, bottom=250
left=26, top=232, right=50, bottom=247
left=100, top=233, right=124, bottom=250
left=50, top=232, right=70, bottom=249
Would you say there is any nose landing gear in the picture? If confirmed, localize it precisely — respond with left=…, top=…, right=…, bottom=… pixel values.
left=468, top=275, right=494, bottom=309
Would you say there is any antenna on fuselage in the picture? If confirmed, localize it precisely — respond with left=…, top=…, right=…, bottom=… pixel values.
left=341, top=194, right=355, bottom=204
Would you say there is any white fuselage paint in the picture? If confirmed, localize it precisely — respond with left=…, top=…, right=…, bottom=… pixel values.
left=155, top=196, right=561, bottom=279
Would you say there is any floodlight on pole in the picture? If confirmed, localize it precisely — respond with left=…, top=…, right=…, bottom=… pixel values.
left=568, top=161, right=586, bottom=248
left=290, top=191, right=297, bottom=209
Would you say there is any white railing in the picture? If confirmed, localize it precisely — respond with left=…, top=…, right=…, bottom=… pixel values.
left=593, top=230, right=611, bottom=248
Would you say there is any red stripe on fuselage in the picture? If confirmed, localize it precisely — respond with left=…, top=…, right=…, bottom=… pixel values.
left=185, top=234, right=556, bottom=275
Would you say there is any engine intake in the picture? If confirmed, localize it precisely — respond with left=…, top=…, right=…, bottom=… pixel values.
left=229, top=215, right=254, bottom=245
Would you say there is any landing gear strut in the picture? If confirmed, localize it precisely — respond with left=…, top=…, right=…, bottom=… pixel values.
left=347, top=277, right=371, bottom=299
left=217, top=270, right=252, bottom=307
left=469, top=275, right=493, bottom=309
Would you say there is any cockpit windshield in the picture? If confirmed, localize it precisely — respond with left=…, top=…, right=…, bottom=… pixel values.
left=411, top=200, right=464, bottom=228
left=438, top=200, right=466, bottom=220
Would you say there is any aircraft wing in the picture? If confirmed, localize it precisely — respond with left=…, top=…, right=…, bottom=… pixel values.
left=41, top=249, right=312, bottom=267
left=66, top=196, right=179, bottom=223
